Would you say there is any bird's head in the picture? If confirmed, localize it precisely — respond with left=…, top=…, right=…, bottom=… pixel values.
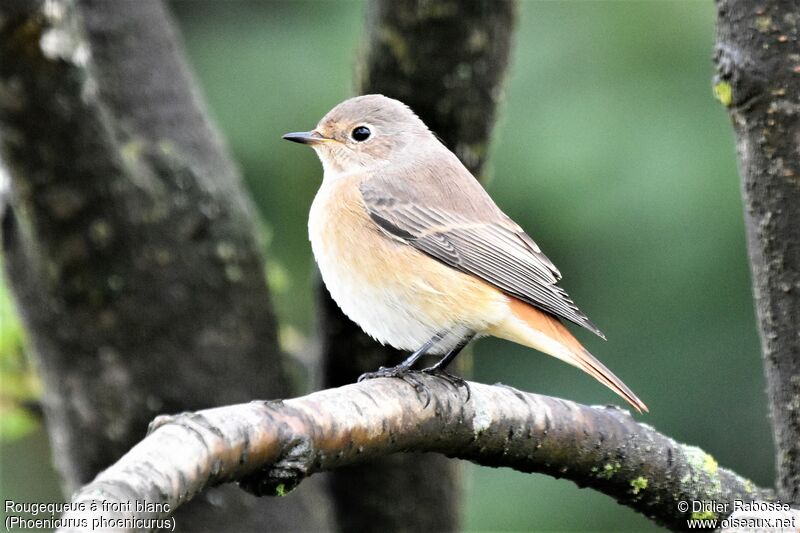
left=283, top=94, right=431, bottom=177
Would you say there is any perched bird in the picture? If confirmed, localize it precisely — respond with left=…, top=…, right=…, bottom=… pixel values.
left=283, top=94, right=647, bottom=413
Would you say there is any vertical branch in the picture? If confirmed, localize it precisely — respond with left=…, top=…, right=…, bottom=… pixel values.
left=0, top=0, right=330, bottom=529
left=318, top=1, right=518, bottom=530
left=714, top=0, right=800, bottom=502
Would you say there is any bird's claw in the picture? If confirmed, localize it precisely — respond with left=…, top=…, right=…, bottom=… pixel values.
left=421, top=367, right=471, bottom=402
left=358, top=366, right=434, bottom=406
left=358, top=365, right=409, bottom=382
left=358, top=366, right=470, bottom=406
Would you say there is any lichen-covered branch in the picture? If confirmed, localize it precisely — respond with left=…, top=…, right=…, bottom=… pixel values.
left=61, top=376, right=772, bottom=532
left=319, top=1, right=518, bottom=530
left=713, top=0, right=800, bottom=503
left=0, top=0, right=328, bottom=529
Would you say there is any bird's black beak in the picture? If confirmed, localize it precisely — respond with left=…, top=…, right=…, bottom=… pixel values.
left=282, top=130, right=330, bottom=145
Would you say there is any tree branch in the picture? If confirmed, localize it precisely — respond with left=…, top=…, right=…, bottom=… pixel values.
left=714, top=0, right=800, bottom=503
left=61, top=375, right=773, bottom=532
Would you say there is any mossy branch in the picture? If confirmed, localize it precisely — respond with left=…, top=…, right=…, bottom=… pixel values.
left=60, top=375, right=772, bottom=532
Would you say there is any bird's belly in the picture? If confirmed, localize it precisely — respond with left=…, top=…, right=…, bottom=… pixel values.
left=309, top=179, right=507, bottom=353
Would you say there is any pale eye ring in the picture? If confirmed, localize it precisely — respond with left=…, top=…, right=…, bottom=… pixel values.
left=351, top=125, right=371, bottom=142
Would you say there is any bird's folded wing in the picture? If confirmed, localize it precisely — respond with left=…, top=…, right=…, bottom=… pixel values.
left=360, top=178, right=605, bottom=339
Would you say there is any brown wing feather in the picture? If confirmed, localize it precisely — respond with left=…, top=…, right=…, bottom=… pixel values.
left=359, top=150, right=605, bottom=338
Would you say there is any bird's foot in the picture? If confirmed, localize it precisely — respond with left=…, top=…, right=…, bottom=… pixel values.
left=357, top=364, right=414, bottom=382
left=420, top=366, right=471, bottom=402
left=358, top=365, right=470, bottom=406
left=358, top=365, right=438, bottom=407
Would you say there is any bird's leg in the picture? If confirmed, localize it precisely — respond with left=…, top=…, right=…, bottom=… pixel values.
left=421, top=332, right=476, bottom=400
left=357, top=332, right=443, bottom=382
left=358, top=332, right=475, bottom=406
left=423, top=333, right=475, bottom=372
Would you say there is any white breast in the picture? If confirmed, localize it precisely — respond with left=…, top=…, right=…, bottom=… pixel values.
left=308, top=180, right=458, bottom=353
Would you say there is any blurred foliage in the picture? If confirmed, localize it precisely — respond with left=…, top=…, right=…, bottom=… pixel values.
left=0, top=259, right=40, bottom=442
left=0, top=1, right=774, bottom=531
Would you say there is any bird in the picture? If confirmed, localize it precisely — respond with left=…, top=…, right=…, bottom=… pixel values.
left=283, top=94, right=647, bottom=413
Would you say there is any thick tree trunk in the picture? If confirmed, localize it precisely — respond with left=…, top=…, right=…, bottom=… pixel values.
left=714, top=0, right=800, bottom=504
left=318, top=1, right=518, bottom=531
left=0, top=0, right=330, bottom=530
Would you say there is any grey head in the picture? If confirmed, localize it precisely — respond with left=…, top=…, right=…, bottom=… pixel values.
left=283, top=94, right=435, bottom=175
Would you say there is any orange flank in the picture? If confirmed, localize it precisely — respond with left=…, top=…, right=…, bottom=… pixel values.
left=494, top=298, right=648, bottom=413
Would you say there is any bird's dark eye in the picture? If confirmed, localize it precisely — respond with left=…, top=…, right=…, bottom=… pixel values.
left=351, top=126, right=371, bottom=142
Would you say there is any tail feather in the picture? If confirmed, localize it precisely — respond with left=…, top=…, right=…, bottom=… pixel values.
left=495, top=298, right=648, bottom=413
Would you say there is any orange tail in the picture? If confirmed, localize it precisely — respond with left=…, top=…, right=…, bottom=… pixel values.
left=493, top=298, right=648, bottom=413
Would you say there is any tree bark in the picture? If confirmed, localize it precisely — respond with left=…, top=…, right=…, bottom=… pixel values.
left=318, top=1, right=518, bottom=531
left=0, top=0, right=330, bottom=530
left=61, top=376, right=778, bottom=533
left=714, top=0, right=800, bottom=504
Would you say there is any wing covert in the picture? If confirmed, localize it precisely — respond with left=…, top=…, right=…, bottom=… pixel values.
left=360, top=181, right=605, bottom=338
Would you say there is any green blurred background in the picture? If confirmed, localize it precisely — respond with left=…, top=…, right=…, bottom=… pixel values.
left=0, top=1, right=772, bottom=531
